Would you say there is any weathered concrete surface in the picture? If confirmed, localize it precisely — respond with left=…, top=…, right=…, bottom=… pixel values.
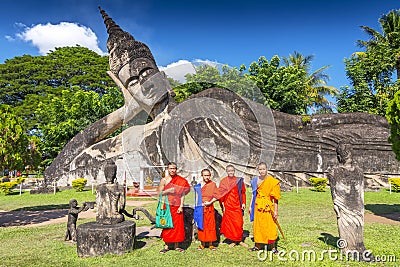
left=76, top=221, right=135, bottom=257
left=328, top=143, right=368, bottom=258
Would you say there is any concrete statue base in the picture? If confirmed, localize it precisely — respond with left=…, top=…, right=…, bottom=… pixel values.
left=76, top=221, right=135, bottom=257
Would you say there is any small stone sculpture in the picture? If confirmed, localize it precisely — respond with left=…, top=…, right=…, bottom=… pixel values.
left=65, top=199, right=88, bottom=242
left=96, top=162, right=126, bottom=225
left=77, top=162, right=136, bottom=257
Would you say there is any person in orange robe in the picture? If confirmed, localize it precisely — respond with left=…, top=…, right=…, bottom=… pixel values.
left=248, top=162, right=281, bottom=253
left=158, top=162, right=190, bottom=253
left=218, top=164, right=248, bottom=248
left=197, top=168, right=219, bottom=251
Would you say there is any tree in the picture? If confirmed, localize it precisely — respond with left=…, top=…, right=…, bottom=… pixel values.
left=283, top=51, right=338, bottom=113
left=386, top=86, right=400, bottom=160
left=246, top=55, right=309, bottom=114
left=0, top=105, right=41, bottom=173
left=0, top=46, right=115, bottom=133
left=359, top=9, right=400, bottom=79
left=172, top=55, right=336, bottom=115
left=35, top=87, right=124, bottom=166
left=0, top=46, right=124, bottom=169
left=172, top=64, right=261, bottom=103
left=338, top=9, right=400, bottom=116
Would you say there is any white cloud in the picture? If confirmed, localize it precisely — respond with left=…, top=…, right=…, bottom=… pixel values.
left=159, top=60, right=195, bottom=83
left=5, top=35, right=15, bottom=41
left=193, top=59, right=220, bottom=68
left=16, top=22, right=106, bottom=56
left=159, top=59, right=222, bottom=83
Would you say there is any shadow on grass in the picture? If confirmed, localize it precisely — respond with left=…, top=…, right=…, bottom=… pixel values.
left=4, top=191, right=29, bottom=196
left=15, top=204, right=69, bottom=211
left=0, top=209, right=68, bottom=227
left=318, top=233, right=339, bottom=248
left=134, top=226, right=162, bottom=249
left=0, top=204, right=70, bottom=227
left=134, top=240, right=147, bottom=249
left=365, top=204, right=400, bottom=221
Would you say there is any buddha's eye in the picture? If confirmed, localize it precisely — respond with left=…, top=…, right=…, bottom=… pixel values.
left=127, top=78, right=138, bottom=88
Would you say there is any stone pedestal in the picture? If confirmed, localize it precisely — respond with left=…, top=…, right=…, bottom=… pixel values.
left=76, top=221, right=135, bottom=257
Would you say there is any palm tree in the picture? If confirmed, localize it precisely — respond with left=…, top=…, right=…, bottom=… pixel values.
left=358, top=9, right=400, bottom=79
left=284, top=51, right=338, bottom=113
left=282, top=51, right=314, bottom=72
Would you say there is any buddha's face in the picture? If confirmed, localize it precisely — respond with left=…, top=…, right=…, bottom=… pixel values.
left=118, top=59, right=170, bottom=116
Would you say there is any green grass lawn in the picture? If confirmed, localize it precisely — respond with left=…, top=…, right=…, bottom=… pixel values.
left=0, top=188, right=399, bottom=266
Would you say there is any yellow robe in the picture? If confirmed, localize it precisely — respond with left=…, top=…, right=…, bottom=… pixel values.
left=253, top=176, right=281, bottom=244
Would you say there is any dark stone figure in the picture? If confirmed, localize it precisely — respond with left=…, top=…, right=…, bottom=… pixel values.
left=65, top=199, right=88, bottom=242
left=191, top=176, right=197, bottom=187
left=76, top=162, right=135, bottom=257
left=96, top=162, right=125, bottom=225
left=328, top=143, right=372, bottom=261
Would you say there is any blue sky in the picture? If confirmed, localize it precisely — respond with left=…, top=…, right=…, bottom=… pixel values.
left=1, top=0, right=399, bottom=93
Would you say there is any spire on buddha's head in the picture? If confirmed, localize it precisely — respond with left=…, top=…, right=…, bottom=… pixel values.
left=98, top=6, right=158, bottom=79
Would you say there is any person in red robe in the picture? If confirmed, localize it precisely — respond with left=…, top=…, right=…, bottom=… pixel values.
left=197, top=169, right=219, bottom=251
left=158, top=162, right=190, bottom=253
left=218, top=164, right=248, bottom=248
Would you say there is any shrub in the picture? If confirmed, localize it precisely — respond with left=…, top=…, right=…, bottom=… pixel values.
left=301, top=115, right=311, bottom=125
left=309, top=177, right=328, bottom=192
left=71, top=178, right=87, bottom=192
left=0, top=177, right=25, bottom=195
left=388, top=178, right=400, bottom=192
left=0, top=181, right=17, bottom=195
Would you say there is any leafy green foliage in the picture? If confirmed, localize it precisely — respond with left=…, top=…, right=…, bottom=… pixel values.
left=246, top=55, right=308, bottom=114
left=282, top=51, right=338, bottom=113
left=0, top=46, right=114, bottom=132
left=172, top=64, right=262, bottom=103
left=71, top=178, right=87, bottom=192
left=0, top=46, right=124, bottom=169
left=246, top=54, right=336, bottom=114
left=301, top=114, right=311, bottom=124
left=388, top=178, right=400, bottom=192
left=0, top=177, right=25, bottom=195
left=338, top=9, right=400, bottom=116
left=386, top=91, right=400, bottom=160
left=172, top=53, right=336, bottom=115
left=0, top=105, right=41, bottom=172
left=36, top=87, right=123, bottom=162
left=389, top=178, right=400, bottom=192
left=309, top=177, right=328, bottom=192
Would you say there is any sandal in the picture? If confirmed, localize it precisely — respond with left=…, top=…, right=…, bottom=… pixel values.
left=271, top=248, right=278, bottom=254
left=175, top=247, right=185, bottom=253
left=249, top=247, right=260, bottom=252
left=209, top=245, right=217, bottom=251
left=239, top=242, right=249, bottom=248
left=197, top=245, right=205, bottom=251
left=159, top=248, right=169, bottom=254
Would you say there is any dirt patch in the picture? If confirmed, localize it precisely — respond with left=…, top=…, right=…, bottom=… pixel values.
left=364, top=212, right=400, bottom=225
